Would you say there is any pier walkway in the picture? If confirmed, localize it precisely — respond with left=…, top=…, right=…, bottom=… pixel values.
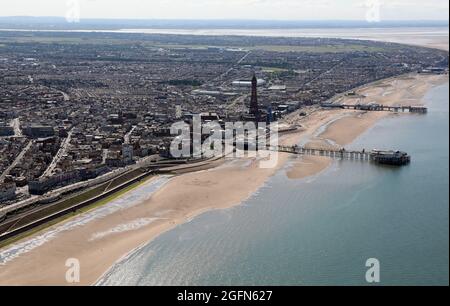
left=321, top=103, right=427, bottom=113
left=273, top=145, right=373, bottom=161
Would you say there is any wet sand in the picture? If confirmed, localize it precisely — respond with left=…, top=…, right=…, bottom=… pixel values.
left=0, top=72, right=448, bottom=285
left=286, top=156, right=332, bottom=180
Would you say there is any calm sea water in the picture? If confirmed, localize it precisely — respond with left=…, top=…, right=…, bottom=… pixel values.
left=98, top=83, right=449, bottom=286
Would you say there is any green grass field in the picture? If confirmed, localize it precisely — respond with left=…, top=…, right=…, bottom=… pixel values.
left=261, top=66, right=290, bottom=73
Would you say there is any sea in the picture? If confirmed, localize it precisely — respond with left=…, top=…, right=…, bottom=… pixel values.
left=97, top=83, right=449, bottom=286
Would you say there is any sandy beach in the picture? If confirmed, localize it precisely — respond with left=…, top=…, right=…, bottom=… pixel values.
left=0, top=70, right=447, bottom=285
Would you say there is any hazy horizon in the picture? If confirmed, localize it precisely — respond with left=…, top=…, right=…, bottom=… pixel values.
left=0, top=0, right=448, bottom=21
left=0, top=17, right=448, bottom=31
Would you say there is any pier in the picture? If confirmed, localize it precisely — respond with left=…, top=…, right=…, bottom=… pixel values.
left=321, top=103, right=427, bottom=114
left=272, top=145, right=411, bottom=166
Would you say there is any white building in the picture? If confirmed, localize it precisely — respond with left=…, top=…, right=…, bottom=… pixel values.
left=232, top=79, right=266, bottom=88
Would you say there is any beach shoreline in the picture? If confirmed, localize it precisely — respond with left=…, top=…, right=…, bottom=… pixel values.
left=0, top=71, right=447, bottom=285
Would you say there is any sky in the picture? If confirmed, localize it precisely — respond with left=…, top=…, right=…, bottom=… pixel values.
left=0, top=0, right=449, bottom=21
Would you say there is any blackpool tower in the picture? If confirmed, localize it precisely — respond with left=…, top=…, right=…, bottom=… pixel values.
left=249, top=74, right=260, bottom=121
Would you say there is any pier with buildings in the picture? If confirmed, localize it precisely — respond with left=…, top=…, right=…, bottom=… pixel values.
left=273, top=145, right=411, bottom=166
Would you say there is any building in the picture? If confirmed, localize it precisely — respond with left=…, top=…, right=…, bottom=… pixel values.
left=232, top=78, right=266, bottom=88
left=420, top=67, right=448, bottom=74
left=29, top=170, right=81, bottom=195
left=200, top=112, right=221, bottom=122
left=28, top=165, right=109, bottom=195
left=23, top=125, right=55, bottom=138
left=268, top=85, right=287, bottom=91
left=0, top=183, right=17, bottom=202
left=370, top=150, right=411, bottom=166
left=0, top=125, right=14, bottom=137
left=122, top=144, right=134, bottom=164
left=175, top=105, right=182, bottom=120
left=249, top=74, right=260, bottom=121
